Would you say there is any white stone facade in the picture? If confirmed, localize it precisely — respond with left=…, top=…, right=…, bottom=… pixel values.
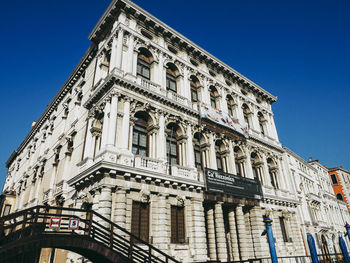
left=283, top=148, right=350, bottom=256
left=1, top=1, right=347, bottom=262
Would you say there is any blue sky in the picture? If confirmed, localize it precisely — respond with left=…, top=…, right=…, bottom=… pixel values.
left=0, top=0, right=349, bottom=189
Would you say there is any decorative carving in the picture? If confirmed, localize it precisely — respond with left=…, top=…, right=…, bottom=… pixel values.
left=140, top=189, right=150, bottom=203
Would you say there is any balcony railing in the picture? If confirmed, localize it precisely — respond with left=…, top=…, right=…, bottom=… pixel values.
left=133, top=155, right=166, bottom=173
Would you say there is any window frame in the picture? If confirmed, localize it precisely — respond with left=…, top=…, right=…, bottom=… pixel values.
left=137, top=56, right=151, bottom=80
left=171, top=206, right=186, bottom=244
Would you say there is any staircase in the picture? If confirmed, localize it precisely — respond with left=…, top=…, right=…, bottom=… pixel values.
left=0, top=205, right=180, bottom=263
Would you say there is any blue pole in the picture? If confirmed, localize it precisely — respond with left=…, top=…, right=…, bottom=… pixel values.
left=345, top=223, right=350, bottom=243
left=307, top=234, right=319, bottom=263
left=339, top=236, right=350, bottom=263
left=263, top=216, right=278, bottom=263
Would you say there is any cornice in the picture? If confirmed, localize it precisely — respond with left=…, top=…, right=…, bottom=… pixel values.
left=6, top=44, right=98, bottom=169
left=283, top=146, right=318, bottom=173
left=88, top=0, right=277, bottom=103
left=84, top=72, right=198, bottom=117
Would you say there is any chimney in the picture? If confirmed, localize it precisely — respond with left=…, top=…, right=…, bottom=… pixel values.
left=309, top=157, right=313, bottom=162
left=31, top=121, right=37, bottom=128
left=340, top=166, right=343, bottom=169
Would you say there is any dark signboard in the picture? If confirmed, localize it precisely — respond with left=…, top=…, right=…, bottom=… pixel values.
left=205, top=168, right=263, bottom=200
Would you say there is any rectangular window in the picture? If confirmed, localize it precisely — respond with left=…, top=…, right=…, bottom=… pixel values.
left=137, top=59, right=150, bottom=79
left=191, top=85, right=198, bottom=102
left=331, top=174, right=338, bottom=185
left=171, top=206, right=185, bottom=244
left=3, top=204, right=11, bottom=216
left=131, top=201, right=150, bottom=243
left=279, top=217, right=289, bottom=242
left=166, top=73, right=177, bottom=92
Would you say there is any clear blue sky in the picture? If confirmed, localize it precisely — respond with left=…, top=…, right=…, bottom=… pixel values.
left=1, top=0, right=349, bottom=189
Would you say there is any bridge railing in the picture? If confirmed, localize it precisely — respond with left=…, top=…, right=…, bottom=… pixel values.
left=0, top=205, right=180, bottom=263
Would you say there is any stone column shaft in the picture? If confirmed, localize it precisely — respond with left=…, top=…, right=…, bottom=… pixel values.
left=207, top=207, right=217, bottom=261
left=236, top=205, right=249, bottom=260
left=228, top=208, right=240, bottom=261
left=215, top=203, right=228, bottom=262
left=83, top=118, right=94, bottom=160
left=157, top=113, right=166, bottom=160
left=107, top=95, right=118, bottom=148
left=100, top=100, right=111, bottom=149
left=191, top=199, right=208, bottom=261
left=121, top=98, right=130, bottom=151
left=116, top=28, right=124, bottom=69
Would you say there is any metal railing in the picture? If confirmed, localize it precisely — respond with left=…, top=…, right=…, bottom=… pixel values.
left=202, top=253, right=348, bottom=263
left=0, top=205, right=180, bottom=263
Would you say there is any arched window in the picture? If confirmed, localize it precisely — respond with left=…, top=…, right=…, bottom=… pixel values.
left=166, top=63, right=179, bottom=93
left=193, top=133, right=202, bottom=170
left=209, top=86, right=219, bottom=109
left=242, top=103, right=251, bottom=128
left=234, top=146, right=245, bottom=177
left=190, top=76, right=200, bottom=103
left=251, top=152, right=263, bottom=182
left=166, top=123, right=180, bottom=165
left=137, top=48, right=153, bottom=80
left=132, top=112, right=150, bottom=157
left=267, top=158, right=279, bottom=189
left=258, top=112, right=266, bottom=135
left=226, top=95, right=235, bottom=117
left=336, top=193, right=344, bottom=201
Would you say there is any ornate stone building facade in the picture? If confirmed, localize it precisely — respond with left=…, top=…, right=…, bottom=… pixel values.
left=0, top=1, right=347, bottom=262
left=283, top=149, right=350, bottom=256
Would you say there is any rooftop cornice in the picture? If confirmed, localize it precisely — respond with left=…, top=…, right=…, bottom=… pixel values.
left=283, top=146, right=318, bottom=173
left=89, top=0, right=277, bottom=103
left=6, top=44, right=98, bottom=169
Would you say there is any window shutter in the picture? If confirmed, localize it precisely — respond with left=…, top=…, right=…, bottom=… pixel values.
left=131, top=202, right=141, bottom=242
left=178, top=207, right=185, bottom=243
left=171, top=206, right=177, bottom=243
left=140, top=203, right=149, bottom=243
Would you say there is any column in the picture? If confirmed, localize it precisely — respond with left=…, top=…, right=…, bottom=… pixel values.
left=183, top=68, right=191, bottom=101
left=83, top=117, right=94, bottom=160
left=236, top=205, right=249, bottom=260
left=228, top=142, right=236, bottom=174
left=209, top=133, right=217, bottom=170
left=92, top=189, right=101, bottom=224
left=99, top=186, right=112, bottom=228
left=100, top=99, right=111, bottom=150
left=249, top=207, right=269, bottom=258
left=109, top=35, right=118, bottom=73
left=269, top=114, right=279, bottom=141
left=215, top=202, right=228, bottom=262
left=207, top=206, right=217, bottom=261
left=246, top=150, right=254, bottom=179
left=114, top=187, right=127, bottom=236
left=157, top=112, right=166, bottom=160
left=121, top=98, right=131, bottom=151
left=186, top=125, right=195, bottom=168
left=191, top=198, right=208, bottom=262
left=235, top=97, right=245, bottom=121
left=126, top=34, right=135, bottom=75
left=221, top=90, right=228, bottom=114
left=262, top=154, right=272, bottom=187
left=228, top=208, right=240, bottom=261
left=153, top=194, right=169, bottom=252
left=115, top=28, right=124, bottom=69
left=107, top=93, right=118, bottom=148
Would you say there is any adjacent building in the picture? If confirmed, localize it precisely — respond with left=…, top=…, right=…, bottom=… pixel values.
left=328, top=166, right=350, bottom=213
left=283, top=149, right=350, bottom=257
left=0, top=0, right=348, bottom=262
